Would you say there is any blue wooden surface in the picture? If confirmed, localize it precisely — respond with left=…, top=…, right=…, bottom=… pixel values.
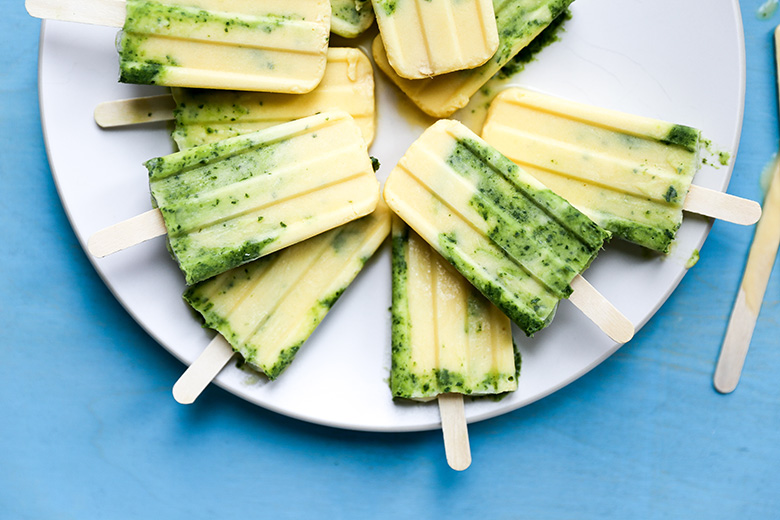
left=1, top=2, right=778, bottom=518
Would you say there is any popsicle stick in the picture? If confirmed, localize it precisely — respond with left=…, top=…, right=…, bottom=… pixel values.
left=94, top=95, right=176, bottom=128
left=87, top=208, right=166, bottom=258
left=173, top=335, right=237, bottom=405
left=26, top=0, right=126, bottom=27
left=438, top=393, right=471, bottom=471
left=569, top=275, right=635, bottom=344
left=713, top=158, right=780, bottom=393
left=683, top=184, right=761, bottom=225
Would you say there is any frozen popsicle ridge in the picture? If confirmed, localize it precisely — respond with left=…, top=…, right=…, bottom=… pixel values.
left=117, top=0, right=331, bottom=92
left=385, top=119, right=612, bottom=336
left=373, top=0, right=498, bottom=79
left=93, top=48, right=377, bottom=146
left=390, top=218, right=519, bottom=400
left=181, top=203, right=390, bottom=384
left=391, top=218, right=517, bottom=469
left=28, top=0, right=331, bottom=93
left=482, top=87, right=759, bottom=253
left=171, top=48, right=376, bottom=148
left=372, top=0, right=575, bottom=116
left=88, top=111, right=379, bottom=285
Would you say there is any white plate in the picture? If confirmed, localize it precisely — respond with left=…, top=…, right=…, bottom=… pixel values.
left=38, top=0, right=745, bottom=432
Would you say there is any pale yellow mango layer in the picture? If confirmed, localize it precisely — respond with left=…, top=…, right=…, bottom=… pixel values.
left=372, top=0, right=574, bottom=116
left=390, top=218, right=517, bottom=400
left=184, top=202, right=391, bottom=379
left=372, top=0, right=498, bottom=79
left=481, top=88, right=701, bottom=253
left=383, top=119, right=608, bottom=335
left=172, top=48, right=376, bottom=149
left=148, top=111, right=380, bottom=285
left=119, top=0, right=330, bottom=93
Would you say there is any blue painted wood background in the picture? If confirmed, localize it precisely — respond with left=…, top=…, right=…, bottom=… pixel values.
left=1, top=2, right=778, bottom=518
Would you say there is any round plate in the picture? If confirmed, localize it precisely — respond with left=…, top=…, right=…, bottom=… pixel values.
left=38, top=0, right=745, bottom=431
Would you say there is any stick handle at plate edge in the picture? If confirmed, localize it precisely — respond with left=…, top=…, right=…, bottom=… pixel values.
left=173, top=335, right=237, bottom=405
left=87, top=208, right=167, bottom=258
left=26, top=0, right=126, bottom=27
left=95, top=95, right=176, bottom=128
left=438, top=393, right=471, bottom=471
left=684, top=185, right=761, bottom=225
left=569, top=274, right=635, bottom=344
left=713, top=159, right=780, bottom=394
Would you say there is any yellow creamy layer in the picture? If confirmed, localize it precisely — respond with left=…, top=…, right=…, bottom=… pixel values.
left=149, top=111, right=380, bottom=284
left=391, top=218, right=517, bottom=399
left=185, top=202, right=391, bottom=379
left=373, top=0, right=498, bottom=79
left=384, top=119, right=608, bottom=334
left=119, top=0, right=330, bottom=92
left=481, top=88, right=700, bottom=253
left=172, top=48, right=376, bottom=149
left=372, top=0, right=574, bottom=116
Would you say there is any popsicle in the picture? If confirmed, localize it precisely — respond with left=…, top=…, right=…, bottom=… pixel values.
left=331, top=0, right=375, bottom=38
left=384, top=119, right=634, bottom=342
left=87, top=111, right=380, bottom=285
left=481, top=88, right=762, bottom=253
left=171, top=48, right=376, bottom=149
left=372, top=0, right=498, bottom=79
left=391, top=217, right=518, bottom=470
left=391, top=217, right=518, bottom=399
left=26, top=0, right=331, bottom=93
left=93, top=48, right=377, bottom=148
left=372, top=0, right=574, bottom=116
left=172, top=202, right=391, bottom=402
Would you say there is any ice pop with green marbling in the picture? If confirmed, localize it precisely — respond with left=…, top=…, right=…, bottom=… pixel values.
left=384, top=119, right=633, bottom=342
left=481, top=87, right=761, bottom=253
left=94, top=48, right=377, bottom=147
left=172, top=202, right=391, bottom=403
left=27, top=0, right=331, bottom=93
left=88, top=111, right=380, bottom=285
left=372, top=0, right=574, bottom=116
left=372, top=0, right=498, bottom=79
left=391, top=217, right=517, bottom=470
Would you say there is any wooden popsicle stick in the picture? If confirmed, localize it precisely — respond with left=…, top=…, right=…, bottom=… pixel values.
left=683, top=184, right=761, bottom=225
left=173, top=335, right=237, bottom=404
left=713, top=158, right=780, bottom=393
left=87, top=208, right=166, bottom=258
left=438, top=393, right=471, bottom=471
left=94, top=95, right=176, bottom=128
left=713, top=289, right=759, bottom=394
left=26, top=0, right=126, bottom=27
left=569, top=275, right=635, bottom=344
